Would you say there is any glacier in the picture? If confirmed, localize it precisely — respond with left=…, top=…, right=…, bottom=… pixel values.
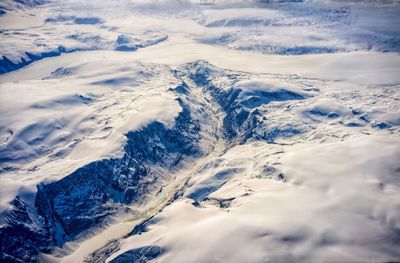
left=0, top=0, right=400, bottom=262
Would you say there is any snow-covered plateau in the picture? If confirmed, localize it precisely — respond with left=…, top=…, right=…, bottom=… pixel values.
left=0, top=0, right=399, bottom=262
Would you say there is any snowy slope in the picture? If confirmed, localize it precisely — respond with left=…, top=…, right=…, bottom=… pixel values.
left=0, top=0, right=400, bottom=263
left=0, top=0, right=46, bottom=15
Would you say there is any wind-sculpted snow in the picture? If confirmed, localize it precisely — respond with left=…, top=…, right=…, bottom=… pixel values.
left=0, top=61, right=181, bottom=176
left=1, top=1, right=400, bottom=263
left=1, top=0, right=400, bottom=75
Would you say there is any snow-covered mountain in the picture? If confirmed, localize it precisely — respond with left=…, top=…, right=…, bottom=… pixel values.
left=1, top=1, right=399, bottom=262
left=0, top=0, right=46, bottom=15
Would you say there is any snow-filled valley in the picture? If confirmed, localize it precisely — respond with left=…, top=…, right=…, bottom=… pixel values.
left=1, top=0, right=400, bottom=262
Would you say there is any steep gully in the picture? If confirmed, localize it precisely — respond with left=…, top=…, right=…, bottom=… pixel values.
left=0, top=61, right=306, bottom=263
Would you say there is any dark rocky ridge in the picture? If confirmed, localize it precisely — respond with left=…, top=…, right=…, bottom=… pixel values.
left=0, top=47, right=76, bottom=74
left=181, top=61, right=306, bottom=143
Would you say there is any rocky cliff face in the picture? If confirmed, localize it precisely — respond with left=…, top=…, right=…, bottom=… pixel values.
left=35, top=100, right=200, bottom=239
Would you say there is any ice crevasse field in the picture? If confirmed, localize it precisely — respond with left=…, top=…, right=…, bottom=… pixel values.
left=0, top=0, right=400, bottom=262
